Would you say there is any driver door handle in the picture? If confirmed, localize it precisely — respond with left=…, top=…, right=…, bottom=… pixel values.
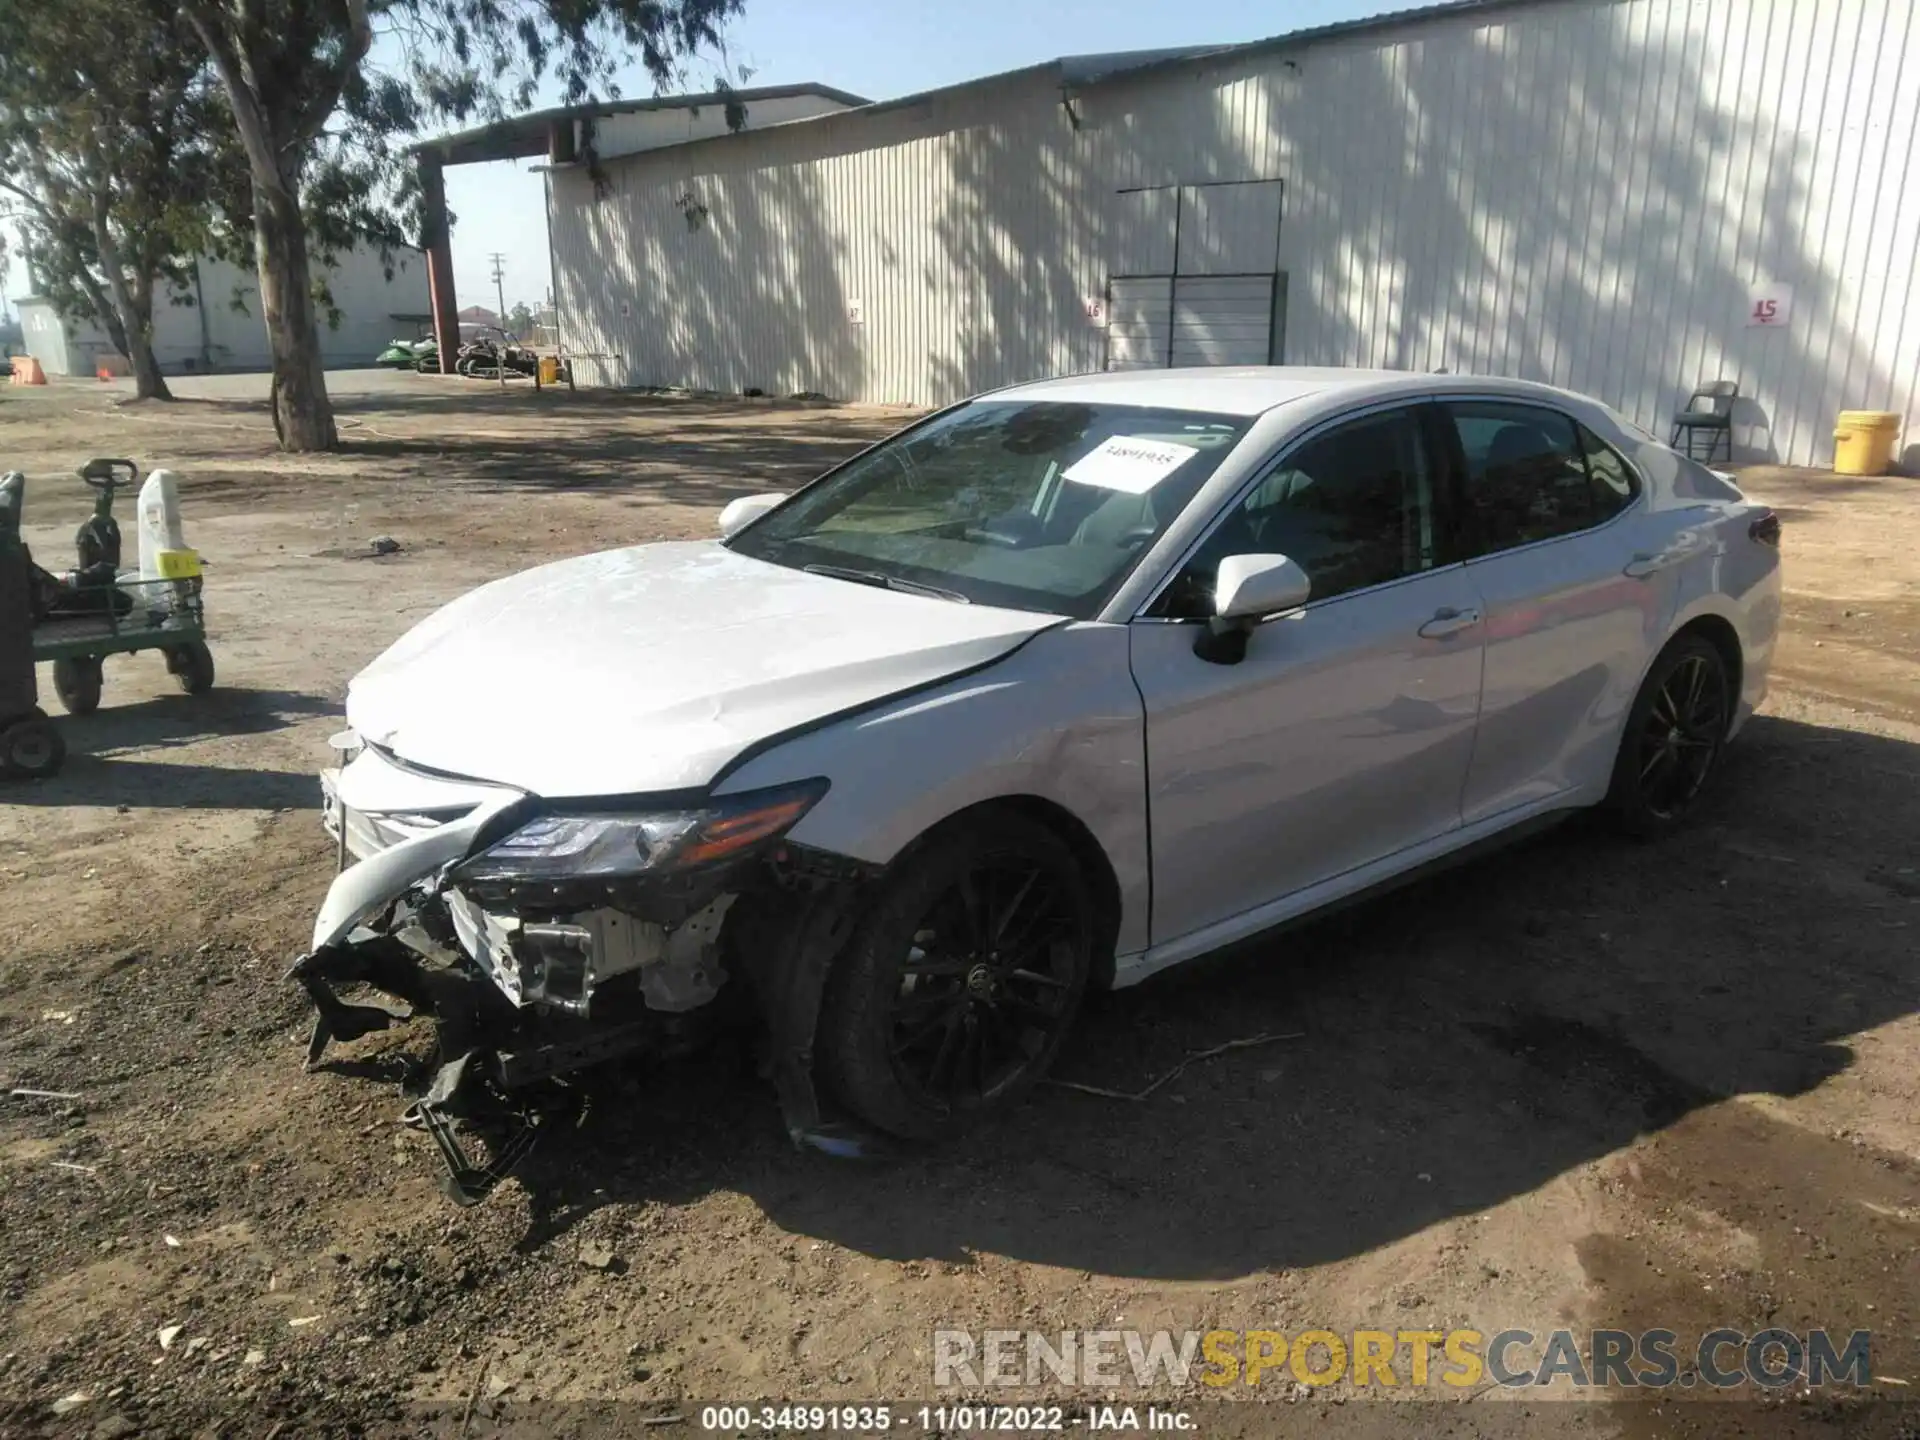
left=1418, top=606, right=1482, bottom=640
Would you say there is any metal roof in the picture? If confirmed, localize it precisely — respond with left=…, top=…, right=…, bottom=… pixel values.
left=786, top=2, right=1533, bottom=123
left=1021, top=1, right=1547, bottom=99
left=417, top=0, right=1538, bottom=169
left=1060, top=0, right=1562, bottom=88
left=413, top=82, right=871, bottom=166
left=1053, top=47, right=1231, bottom=87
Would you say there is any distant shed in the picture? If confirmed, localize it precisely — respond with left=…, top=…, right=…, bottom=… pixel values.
left=13, top=245, right=429, bottom=376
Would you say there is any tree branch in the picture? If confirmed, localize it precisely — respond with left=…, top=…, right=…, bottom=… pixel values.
left=0, top=175, right=57, bottom=224
left=89, top=163, right=141, bottom=335
left=34, top=203, right=125, bottom=353
left=291, top=0, right=374, bottom=152
left=181, top=0, right=284, bottom=189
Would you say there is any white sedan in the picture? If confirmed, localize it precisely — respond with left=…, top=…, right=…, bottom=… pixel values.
left=296, top=367, right=1780, bottom=1187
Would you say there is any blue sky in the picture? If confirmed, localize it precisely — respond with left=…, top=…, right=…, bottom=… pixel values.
left=4, top=0, right=1392, bottom=327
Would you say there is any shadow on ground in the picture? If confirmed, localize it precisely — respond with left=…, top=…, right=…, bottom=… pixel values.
left=10, top=688, right=334, bottom=810
left=121, top=385, right=907, bottom=509
left=8, top=756, right=322, bottom=812
left=474, top=712, right=1920, bottom=1282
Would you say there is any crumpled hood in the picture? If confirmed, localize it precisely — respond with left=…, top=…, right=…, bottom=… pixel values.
left=346, top=540, right=1056, bottom=798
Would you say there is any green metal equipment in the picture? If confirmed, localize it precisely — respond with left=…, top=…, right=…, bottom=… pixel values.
left=28, top=459, right=214, bottom=717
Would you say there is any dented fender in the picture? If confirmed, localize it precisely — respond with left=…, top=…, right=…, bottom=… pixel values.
left=311, top=790, right=529, bottom=950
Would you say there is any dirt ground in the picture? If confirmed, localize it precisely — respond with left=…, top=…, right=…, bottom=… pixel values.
left=0, top=372, right=1916, bottom=1439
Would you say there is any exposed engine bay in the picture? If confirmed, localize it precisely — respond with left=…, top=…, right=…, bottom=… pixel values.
left=291, top=733, right=873, bottom=1204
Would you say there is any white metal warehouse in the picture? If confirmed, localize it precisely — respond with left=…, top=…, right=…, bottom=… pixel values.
left=15, top=245, right=429, bottom=377
left=543, top=0, right=1920, bottom=468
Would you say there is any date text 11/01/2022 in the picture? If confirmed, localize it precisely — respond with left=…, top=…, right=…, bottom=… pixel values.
left=696, top=1408, right=1192, bottom=1433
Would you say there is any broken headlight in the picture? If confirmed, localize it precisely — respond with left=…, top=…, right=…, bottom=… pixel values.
left=454, top=778, right=829, bottom=883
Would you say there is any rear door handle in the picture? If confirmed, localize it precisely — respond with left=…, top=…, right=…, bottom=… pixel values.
left=1418, top=606, right=1482, bottom=639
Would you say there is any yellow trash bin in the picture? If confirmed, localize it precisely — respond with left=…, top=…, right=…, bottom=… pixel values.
left=1832, top=410, right=1902, bottom=475
left=537, top=354, right=560, bottom=386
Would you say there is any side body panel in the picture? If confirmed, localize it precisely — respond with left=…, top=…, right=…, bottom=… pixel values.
left=1128, top=564, right=1486, bottom=946
left=717, top=624, right=1153, bottom=957
left=1628, top=442, right=1782, bottom=736
left=1457, top=515, right=1681, bottom=821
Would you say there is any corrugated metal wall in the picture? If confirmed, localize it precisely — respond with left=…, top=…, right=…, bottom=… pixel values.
left=549, top=0, right=1920, bottom=467
left=550, top=71, right=1108, bottom=403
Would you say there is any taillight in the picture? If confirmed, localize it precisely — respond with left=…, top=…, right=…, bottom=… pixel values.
left=1749, top=510, right=1780, bottom=546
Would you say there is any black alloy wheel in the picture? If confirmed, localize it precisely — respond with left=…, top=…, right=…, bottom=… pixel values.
left=819, top=813, right=1095, bottom=1140
left=887, top=854, right=1081, bottom=1110
left=1606, top=634, right=1732, bottom=836
left=1638, top=651, right=1727, bottom=818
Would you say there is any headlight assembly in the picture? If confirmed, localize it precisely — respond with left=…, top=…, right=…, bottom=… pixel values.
left=454, top=778, right=829, bottom=883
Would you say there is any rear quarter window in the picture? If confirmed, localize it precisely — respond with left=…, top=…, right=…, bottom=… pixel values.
left=1577, top=424, right=1642, bottom=520
left=1669, top=456, right=1746, bottom=501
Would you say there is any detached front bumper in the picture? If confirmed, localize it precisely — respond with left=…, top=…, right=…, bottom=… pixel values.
left=301, top=749, right=714, bottom=1200
left=298, top=741, right=875, bottom=1202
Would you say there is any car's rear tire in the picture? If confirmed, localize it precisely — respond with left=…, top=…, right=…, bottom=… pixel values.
left=1604, top=633, right=1733, bottom=838
left=817, top=812, right=1094, bottom=1141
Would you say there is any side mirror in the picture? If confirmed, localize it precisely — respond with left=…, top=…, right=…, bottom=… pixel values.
left=1215, top=553, right=1311, bottom=621
left=1195, top=553, right=1311, bottom=665
left=717, top=492, right=785, bottom=539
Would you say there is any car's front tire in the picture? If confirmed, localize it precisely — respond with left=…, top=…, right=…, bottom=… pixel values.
left=817, top=812, right=1094, bottom=1141
left=1604, top=632, right=1733, bottom=838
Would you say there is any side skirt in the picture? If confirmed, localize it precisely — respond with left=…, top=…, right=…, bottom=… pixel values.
left=1113, top=796, right=1591, bottom=987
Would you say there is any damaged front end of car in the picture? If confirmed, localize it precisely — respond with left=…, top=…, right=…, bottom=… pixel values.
left=290, top=735, right=874, bottom=1204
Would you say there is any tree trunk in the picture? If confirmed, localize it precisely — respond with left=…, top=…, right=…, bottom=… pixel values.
left=88, top=183, right=172, bottom=401
left=124, top=273, right=172, bottom=402
left=252, top=172, right=336, bottom=450
left=123, top=325, right=172, bottom=401
left=83, top=286, right=131, bottom=362
left=183, top=1, right=365, bottom=453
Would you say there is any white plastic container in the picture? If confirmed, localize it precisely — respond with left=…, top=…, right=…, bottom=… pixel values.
left=136, top=469, right=189, bottom=581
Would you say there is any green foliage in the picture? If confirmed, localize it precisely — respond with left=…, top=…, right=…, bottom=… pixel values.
left=8, top=0, right=749, bottom=438
left=0, top=0, right=235, bottom=369
left=187, top=0, right=748, bottom=252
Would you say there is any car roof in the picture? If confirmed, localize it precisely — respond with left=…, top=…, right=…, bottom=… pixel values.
left=992, top=366, right=1585, bottom=418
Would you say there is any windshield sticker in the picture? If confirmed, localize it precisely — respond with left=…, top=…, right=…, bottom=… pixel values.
left=1061, top=436, right=1200, bottom=494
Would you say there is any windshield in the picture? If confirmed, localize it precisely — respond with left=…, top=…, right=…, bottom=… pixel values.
left=726, top=400, right=1254, bottom=617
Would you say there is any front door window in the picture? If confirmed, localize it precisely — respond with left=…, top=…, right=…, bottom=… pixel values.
left=1151, top=406, right=1442, bottom=617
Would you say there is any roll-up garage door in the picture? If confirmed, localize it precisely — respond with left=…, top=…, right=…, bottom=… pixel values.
left=1106, top=277, right=1173, bottom=371
left=1170, top=275, right=1275, bottom=367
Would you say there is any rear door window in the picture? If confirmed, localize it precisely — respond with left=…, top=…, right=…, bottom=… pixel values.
left=1445, top=402, right=1639, bottom=553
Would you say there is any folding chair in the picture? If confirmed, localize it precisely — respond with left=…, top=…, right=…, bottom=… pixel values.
left=1669, top=380, right=1737, bottom=463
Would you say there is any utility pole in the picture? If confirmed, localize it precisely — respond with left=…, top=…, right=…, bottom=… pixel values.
left=488, top=251, right=508, bottom=389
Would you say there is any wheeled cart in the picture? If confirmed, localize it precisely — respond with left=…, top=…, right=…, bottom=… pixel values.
left=0, top=470, right=64, bottom=778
